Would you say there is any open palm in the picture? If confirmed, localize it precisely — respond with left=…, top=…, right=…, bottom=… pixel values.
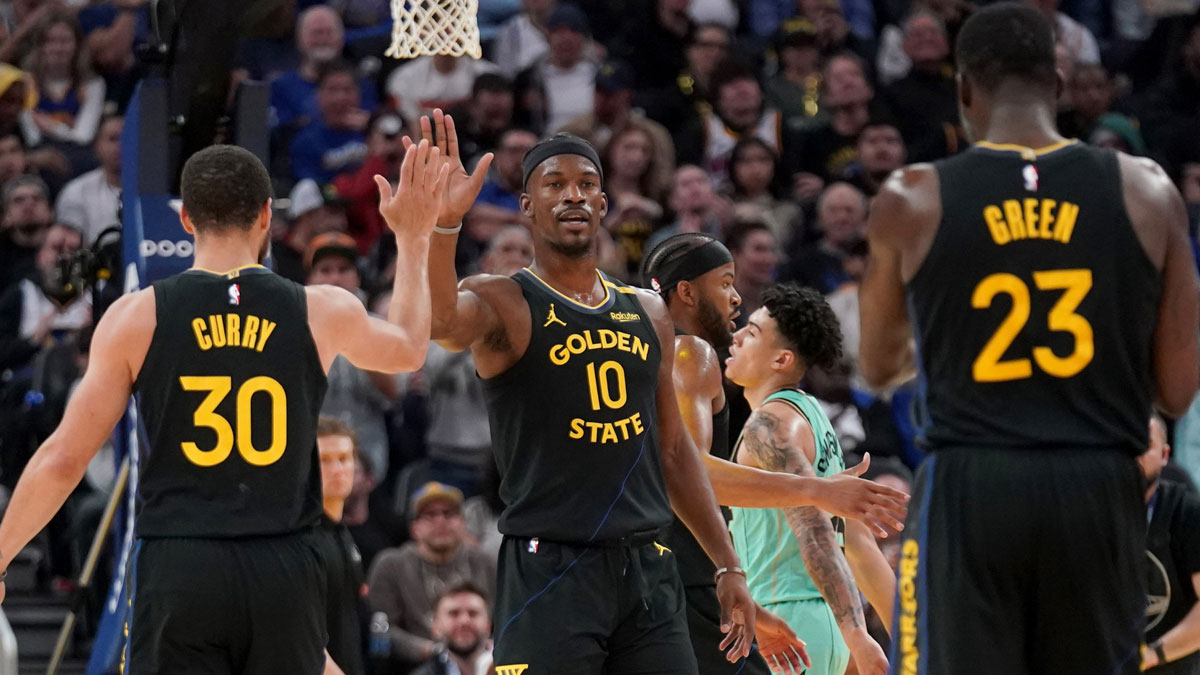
left=404, top=109, right=494, bottom=228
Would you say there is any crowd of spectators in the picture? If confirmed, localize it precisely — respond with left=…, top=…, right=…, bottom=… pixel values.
left=1, top=0, right=1200, bottom=672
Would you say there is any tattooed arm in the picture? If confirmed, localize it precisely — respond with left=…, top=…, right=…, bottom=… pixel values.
left=739, top=402, right=888, bottom=675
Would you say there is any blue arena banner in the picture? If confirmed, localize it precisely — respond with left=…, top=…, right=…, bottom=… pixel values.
left=87, top=75, right=193, bottom=675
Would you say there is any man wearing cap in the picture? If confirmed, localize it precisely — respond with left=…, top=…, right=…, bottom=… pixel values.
left=559, top=59, right=676, bottom=194
left=367, top=481, right=496, bottom=671
left=305, top=230, right=400, bottom=481
left=765, top=18, right=823, bottom=132
left=419, top=108, right=756, bottom=673
left=272, top=179, right=349, bottom=284
left=641, top=233, right=907, bottom=675
left=514, top=3, right=598, bottom=134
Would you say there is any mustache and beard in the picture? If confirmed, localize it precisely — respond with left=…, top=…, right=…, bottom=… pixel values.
left=697, top=294, right=734, bottom=351
left=446, top=632, right=484, bottom=658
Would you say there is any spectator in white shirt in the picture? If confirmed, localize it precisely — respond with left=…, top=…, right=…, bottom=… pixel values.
left=493, top=0, right=556, bottom=77
left=53, top=114, right=121, bottom=244
left=514, top=3, right=597, bottom=134
left=385, top=55, right=500, bottom=123
left=1025, top=0, right=1101, bottom=65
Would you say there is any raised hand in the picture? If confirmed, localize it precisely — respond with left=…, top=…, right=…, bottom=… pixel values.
left=716, top=572, right=757, bottom=662
left=755, top=606, right=811, bottom=674
left=404, top=109, right=494, bottom=228
left=812, top=453, right=909, bottom=538
left=375, top=138, right=450, bottom=240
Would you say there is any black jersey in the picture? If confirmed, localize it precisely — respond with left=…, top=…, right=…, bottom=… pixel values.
left=317, top=515, right=367, bottom=675
left=907, top=141, right=1159, bottom=454
left=482, top=268, right=672, bottom=542
left=133, top=266, right=327, bottom=538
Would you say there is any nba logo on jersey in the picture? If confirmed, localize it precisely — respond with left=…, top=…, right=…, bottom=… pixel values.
left=527, top=537, right=540, bottom=554
left=1022, top=164, right=1039, bottom=191
left=228, top=283, right=240, bottom=306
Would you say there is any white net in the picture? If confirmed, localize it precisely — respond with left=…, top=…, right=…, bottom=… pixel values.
left=386, top=0, right=482, bottom=59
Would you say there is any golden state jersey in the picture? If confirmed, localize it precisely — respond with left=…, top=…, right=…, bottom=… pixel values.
left=482, top=269, right=672, bottom=542
left=133, top=266, right=327, bottom=537
left=907, top=141, right=1159, bottom=454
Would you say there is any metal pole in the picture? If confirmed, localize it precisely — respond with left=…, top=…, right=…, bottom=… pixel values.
left=46, top=457, right=130, bottom=675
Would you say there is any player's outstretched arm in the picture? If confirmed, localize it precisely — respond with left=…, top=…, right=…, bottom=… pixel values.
left=647, top=293, right=756, bottom=662
left=312, top=139, right=449, bottom=373
left=843, top=518, right=895, bottom=633
left=406, top=109, right=500, bottom=351
left=672, top=336, right=907, bottom=532
left=0, top=290, right=154, bottom=598
left=859, top=166, right=938, bottom=389
left=740, top=402, right=887, bottom=675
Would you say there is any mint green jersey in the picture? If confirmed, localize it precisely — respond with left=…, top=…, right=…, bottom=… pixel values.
left=728, top=388, right=846, bottom=605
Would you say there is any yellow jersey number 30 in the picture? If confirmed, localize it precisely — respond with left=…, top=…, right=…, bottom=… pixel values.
left=179, top=376, right=287, bottom=467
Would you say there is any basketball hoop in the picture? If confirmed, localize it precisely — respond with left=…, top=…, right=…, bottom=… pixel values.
left=386, top=0, right=483, bottom=60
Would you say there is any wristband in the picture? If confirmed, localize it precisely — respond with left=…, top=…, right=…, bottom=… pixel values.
left=1153, top=639, right=1167, bottom=664
left=433, top=223, right=462, bottom=235
left=714, top=566, right=746, bottom=584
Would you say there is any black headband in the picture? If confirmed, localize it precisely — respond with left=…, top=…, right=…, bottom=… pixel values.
left=522, top=135, right=604, bottom=189
left=649, top=239, right=734, bottom=295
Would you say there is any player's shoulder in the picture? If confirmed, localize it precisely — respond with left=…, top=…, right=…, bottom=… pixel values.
left=100, top=287, right=156, bottom=329
left=868, top=163, right=941, bottom=242
left=1115, top=151, right=1181, bottom=209
left=460, top=272, right=527, bottom=317
left=753, top=398, right=812, bottom=433
left=673, top=333, right=720, bottom=382
left=305, top=283, right=363, bottom=317
left=460, top=272, right=521, bottom=297
left=92, top=288, right=156, bottom=375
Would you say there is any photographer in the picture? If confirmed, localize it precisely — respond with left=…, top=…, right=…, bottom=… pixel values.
left=0, top=222, right=90, bottom=486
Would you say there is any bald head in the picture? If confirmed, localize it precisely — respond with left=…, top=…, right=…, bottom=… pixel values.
left=298, top=6, right=344, bottom=62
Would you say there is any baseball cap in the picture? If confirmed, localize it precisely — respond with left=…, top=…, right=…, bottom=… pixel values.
left=776, top=17, right=818, bottom=50
left=288, top=179, right=346, bottom=220
left=547, top=3, right=589, bottom=35
left=305, top=231, right=358, bottom=270
left=370, top=111, right=405, bottom=139
left=0, top=64, right=36, bottom=110
left=409, top=481, right=464, bottom=517
left=595, top=60, right=634, bottom=93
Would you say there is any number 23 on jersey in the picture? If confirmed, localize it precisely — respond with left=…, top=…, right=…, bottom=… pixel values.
left=972, top=268, right=1094, bottom=382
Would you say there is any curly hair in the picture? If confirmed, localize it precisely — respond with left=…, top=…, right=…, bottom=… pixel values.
left=761, top=283, right=843, bottom=371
